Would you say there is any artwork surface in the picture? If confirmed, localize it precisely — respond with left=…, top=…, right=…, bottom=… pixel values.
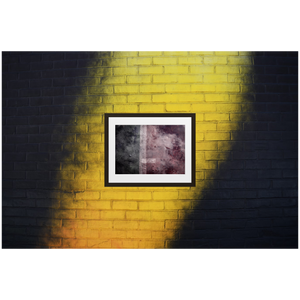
left=105, top=114, right=195, bottom=186
left=116, top=125, right=185, bottom=174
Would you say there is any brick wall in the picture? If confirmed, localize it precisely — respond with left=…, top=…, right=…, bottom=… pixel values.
left=2, top=51, right=298, bottom=248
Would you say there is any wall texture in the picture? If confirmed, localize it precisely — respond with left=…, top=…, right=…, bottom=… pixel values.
left=2, top=51, right=298, bottom=248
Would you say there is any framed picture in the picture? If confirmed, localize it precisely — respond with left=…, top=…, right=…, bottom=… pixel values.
left=105, top=113, right=195, bottom=187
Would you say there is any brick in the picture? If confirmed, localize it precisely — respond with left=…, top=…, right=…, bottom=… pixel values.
left=88, top=86, right=113, bottom=94
left=114, top=104, right=138, bottom=113
left=272, top=160, right=296, bottom=169
left=6, top=117, right=28, bottom=125
left=128, top=95, right=151, bottom=103
left=204, top=75, right=227, bottom=83
left=190, top=66, right=214, bottom=74
left=191, top=84, right=215, bottom=92
left=139, top=66, right=163, bottom=74
left=243, top=122, right=268, bottom=131
left=8, top=80, right=29, bottom=89
left=165, top=66, right=189, bottom=74
left=126, top=192, right=152, bottom=200
left=114, top=221, right=138, bottom=230
left=3, top=208, right=26, bottom=217
left=36, top=180, right=60, bottom=189
left=101, top=211, right=125, bottom=219
left=230, top=74, right=253, bottom=84
left=231, top=132, right=256, bottom=141
left=114, top=85, right=139, bottom=94
left=139, top=104, right=165, bottom=113
left=50, top=171, right=73, bottom=180
left=26, top=153, right=49, bottom=162
left=205, top=132, right=230, bottom=140
left=102, top=58, right=126, bottom=67
left=283, top=170, right=298, bottom=178
left=166, top=84, right=190, bottom=93
left=76, top=134, right=101, bottom=143
left=152, top=94, right=204, bottom=103
left=152, top=191, right=178, bottom=200
left=75, top=229, right=98, bottom=239
left=87, top=220, right=112, bottom=229
left=37, top=125, right=61, bottom=135
left=128, top=57, right=152, bottom=66
left=139, top=202, right=164, bottom=210
left=77, top=210, right=100, bottom=219
left=165, top=201, right=192, bottom=210
left=232, top=190, right=257, bottom=199
left=126, top=211, right=151, bottom=220
left=87, top=239, right=111, bottom=248
left=258, top=170, right=282, bottom=179
left=152, top=211, right=177, bottom=220
left=6, top=134, right=28, bottom=143
left=3, top=89, right=18, bottom=98
left=127, top=75, right=151, bottom=84
left=153, top=57, right=177, bottom=65
left=65, top=86, right=87, bottom=96
left=179, top=57, right=203, bottom=65
left=273, top=179, right=297, bottom=189
left=140, top=85, right=164, bottom=93
left=165, top=104, right=191, bottom=112
left=86, top=201, right=110, bottom=209
left=112, top=201, right=137, bottom=210
left=114, top=67, right=138, bottom=75
left=4, top=152, right=26, bottom=161
left=204, top=57, right=227, bottom=64
left=63, top=125, right=86, bottom=134
left=40, top=143, right=62, bottom=152
left=26, top=171, right=49, bottom=180
left=216, top=66, right=240, bottom=73
left=216, top=84, right=240, bottom=92
left=258, top=189, right=282, bottom=198
left=205, top=94, right=229, bottom=102
left=245, top=180, right=271, bottom=189
left=74, top=171, right=100, bottom=180
left=28, top=98, right=51, bottom=108
left=217, top=123, right=242, bottom=132
left=219, top=181, right=245, bottom=189
left=258, top=151, right=283, bottom=160
left=19, top=88, right=41, bottom=97
left=52, top=134, right=75, bottom=143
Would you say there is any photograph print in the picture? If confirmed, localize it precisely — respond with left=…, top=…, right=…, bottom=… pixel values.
left=105, top=114, right=195, bottom=186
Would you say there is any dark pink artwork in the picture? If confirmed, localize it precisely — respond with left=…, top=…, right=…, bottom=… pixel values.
left=140, top=125, right=185, bottom=174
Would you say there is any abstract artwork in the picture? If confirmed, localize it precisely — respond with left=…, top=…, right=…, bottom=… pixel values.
left=105, top=114, right=195, bottom=186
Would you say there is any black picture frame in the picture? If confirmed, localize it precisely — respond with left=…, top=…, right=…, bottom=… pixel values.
left=105, top=113, right=195, bottom=187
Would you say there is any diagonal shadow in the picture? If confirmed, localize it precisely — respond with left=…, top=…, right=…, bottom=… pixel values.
left=169, top=51, right=298, bottom=248
left=2, top=51, right=110, bottom=248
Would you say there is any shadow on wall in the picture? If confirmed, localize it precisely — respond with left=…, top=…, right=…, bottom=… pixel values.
left=171, top=52, right=298, bottom=248
left=2, top=52, right=109, bottom=248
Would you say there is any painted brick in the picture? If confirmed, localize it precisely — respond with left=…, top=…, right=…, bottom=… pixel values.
left=139, top=104, right=165, bottom=113
left=127, top=76, right=151, bottom=84
left=114, top=104, right=138, bottom=113
left=191, top=84, right=215, bottom=92
left=153, top=57, right=177, bottom=65
left=112, top=201, right=137, bottom=210
left=139, top=66, right=163, bottom=74
left=166, top=104, right=191, bottom=112
left=165, top=66, right=189, bottom=74
left=3, top=51, right=297, bottom=249
left=128, top=57, right=152, bottom=66
left=128, top=95, right=152, bottom=103
left=140, top=85, right=164, bottom=93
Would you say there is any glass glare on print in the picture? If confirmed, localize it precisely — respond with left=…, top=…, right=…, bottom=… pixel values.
left=115, top=125, right=185, bottom=174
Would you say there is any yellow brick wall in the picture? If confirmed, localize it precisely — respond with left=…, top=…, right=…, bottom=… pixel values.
left=51, top=51, right=254, bottom=248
